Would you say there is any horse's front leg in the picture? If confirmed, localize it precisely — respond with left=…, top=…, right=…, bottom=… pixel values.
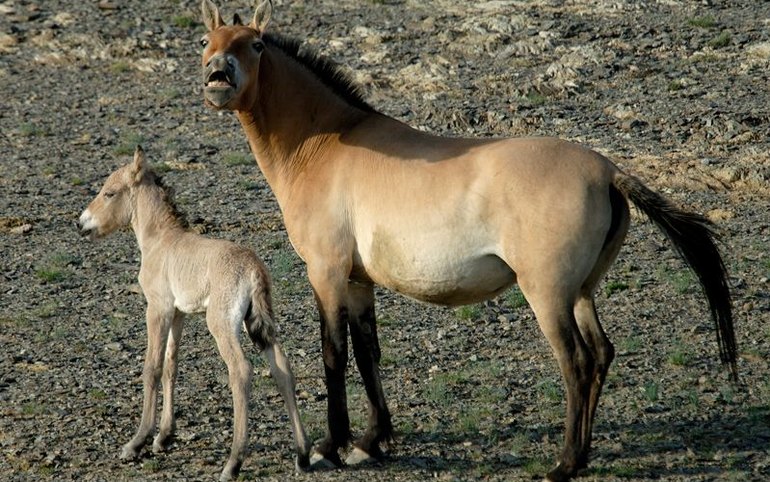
left=346, top=281, right=392, bottom=465
left=121, top=304, right=174, bottom=460
left=307, top=263, right=351, bottom=468
left=153, top=311, right=184, bottom=453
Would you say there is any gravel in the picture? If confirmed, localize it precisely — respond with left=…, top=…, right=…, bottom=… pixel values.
left=1, top=1, right=768, bottom=481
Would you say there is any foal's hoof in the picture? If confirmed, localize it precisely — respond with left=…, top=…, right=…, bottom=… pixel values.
left=119, top=445, right=140, bottom=461
left=309, top=451, right=342, bottom=470
left=345, top=447, right=379, bottom=466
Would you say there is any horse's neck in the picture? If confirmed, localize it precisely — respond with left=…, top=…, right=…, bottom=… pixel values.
left=131, top=185, right=184, bottom=254
left=235, top=49, right=368, bottom=206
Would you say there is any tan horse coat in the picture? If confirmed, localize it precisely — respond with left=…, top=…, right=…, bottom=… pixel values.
left=79, top=146, right=310, bottom=481
left=198, top=2, right=735, bottom=480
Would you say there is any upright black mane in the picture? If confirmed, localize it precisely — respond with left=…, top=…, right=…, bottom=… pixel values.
left=263, top=32, right=375, bottom=113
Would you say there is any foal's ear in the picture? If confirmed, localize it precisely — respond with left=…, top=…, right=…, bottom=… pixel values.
left=251, top=0, right=272, bottom=34
left=131, top=145, right=146, bottom=183
left=201, top=0, right=225, bottom=31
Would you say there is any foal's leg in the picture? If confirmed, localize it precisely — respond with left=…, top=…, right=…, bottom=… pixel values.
left=121, top=304, right=175, bottom=459
left=153, top=311, right=184, bottom=453
left=573, top=295, right=613, bottom=469
left=523, top=288, right=593, bottom=482
left=262, top=342, right=312, bottom=470
left=208, top=311, right=253, bottom=482
left=307, top=264, right=351, bottom=468
left=346, top=282, right=392, bottom=464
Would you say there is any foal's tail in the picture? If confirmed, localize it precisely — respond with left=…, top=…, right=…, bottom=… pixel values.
left=244, top=272, right=278, bottom=350
left=612, top=173, right=737, bottom=381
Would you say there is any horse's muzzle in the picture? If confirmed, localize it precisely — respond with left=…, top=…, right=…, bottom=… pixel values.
left=203, top=56, right=237, bottom=108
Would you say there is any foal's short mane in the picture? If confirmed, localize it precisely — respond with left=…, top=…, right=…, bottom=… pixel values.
left=263, top=32, right=375, bottom=113
left=145, top=170, right=189, bottom=229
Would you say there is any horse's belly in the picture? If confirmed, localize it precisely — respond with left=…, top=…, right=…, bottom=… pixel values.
left=365, top=251, right=515, bottom=306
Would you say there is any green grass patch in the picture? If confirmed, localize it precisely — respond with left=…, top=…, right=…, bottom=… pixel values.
left=537, top=378, right=562, bottom=403
left=668, top=79, right=685, bottom=91
left=505, top=286, right=528, bottom=309
left=20, top=122, right=46, bottom=137
left=605, top=280, right=629, bottom=296
left=687, top=15, right=716, bottom=29
left=709, top=31, right=731, bottom=49
left=21, top=402, right=46, bottom=416
left=667, top=341, right=693, bottom=367
left=270, top=251, right=296, bottom=279
left=641, top=380, right=659, bottom=402
left=618, top=335, right=642, bottom=353
left=521, top=456, right=552, bottom=476
left=222, top=151, right=253, bottom=167
left=113, top=132, right=145, bottom=156
left=35, top=252, right=79, bottom=283
left=455, top=303, right=483, bottom=321
left=109, top=61, right=132, bottom=73
left=89, top=389, right=107, bottom=400
left=525, top=91, right=548, bottom=106
left=171, top=15, right=197, bottom=29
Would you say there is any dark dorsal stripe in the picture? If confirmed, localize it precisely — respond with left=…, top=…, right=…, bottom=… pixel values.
left=263, top=32, right=375, bottom=113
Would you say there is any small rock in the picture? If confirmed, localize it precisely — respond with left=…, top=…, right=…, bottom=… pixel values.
left=105, top=342, right=122, bottom=352
left=10, top=223, right=32, bottom=235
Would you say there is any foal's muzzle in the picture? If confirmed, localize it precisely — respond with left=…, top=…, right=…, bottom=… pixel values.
left=203, top=54, right=238, bottom=108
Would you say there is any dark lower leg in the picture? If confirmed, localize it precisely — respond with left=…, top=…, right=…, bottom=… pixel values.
left=349, top=305, right=392, bottom=458
left=316, top=306, right=351, bottom=465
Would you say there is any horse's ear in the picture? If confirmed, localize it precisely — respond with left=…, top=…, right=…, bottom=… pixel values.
left=250, top=0, right=272, bottom=34
left=201, top=0, right=225, bottom=31
left=131, top=145, right=146, bottom=183
left=233, top=13, right=243, bottom=26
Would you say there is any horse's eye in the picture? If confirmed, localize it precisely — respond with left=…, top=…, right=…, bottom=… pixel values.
left=252, top=40, right=264, bottom=53
left=200, top=38, right=209, bottom=48
left=104, top=191, right=115, bottom=199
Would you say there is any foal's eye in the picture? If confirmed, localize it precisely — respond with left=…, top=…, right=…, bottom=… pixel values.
left=104, top=191, right=116, bottom=199
left=252, top=40, right=264, bottom=53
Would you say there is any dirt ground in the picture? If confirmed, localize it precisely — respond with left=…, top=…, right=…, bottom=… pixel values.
left=1, top=0, right=769, bottom=481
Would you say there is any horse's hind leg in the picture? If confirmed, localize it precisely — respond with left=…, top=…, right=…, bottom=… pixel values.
left=521, top=286, right=592, bottom=482
left=121, top=304, right=174, bottom=460
left=207, top=311, right=252, bottom=482
left=153, top=311, right=184, bottom=453
left=573, top=295, right=613, bottom=469
left=346, top=282, right=392, bottom=464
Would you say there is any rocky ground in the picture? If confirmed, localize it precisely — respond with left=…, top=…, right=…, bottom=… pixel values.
left=1, top=0, right=769, bottom=481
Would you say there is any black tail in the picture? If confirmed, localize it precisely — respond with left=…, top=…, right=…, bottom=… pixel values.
left=613, top=173, right=737, bottom=381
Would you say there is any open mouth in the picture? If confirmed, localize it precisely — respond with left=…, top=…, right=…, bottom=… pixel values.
left=205, top=70, right=234, bottom=88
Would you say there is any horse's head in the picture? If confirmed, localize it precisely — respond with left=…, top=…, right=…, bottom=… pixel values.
left=79, top=146, right=146, bottom=240
left=200, top=0, right=272, bottom=111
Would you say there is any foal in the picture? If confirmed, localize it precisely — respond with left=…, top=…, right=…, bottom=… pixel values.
left=78, top=146, right=310, bottom=481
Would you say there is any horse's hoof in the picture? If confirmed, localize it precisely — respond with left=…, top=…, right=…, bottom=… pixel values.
left=345, top=447, right=378, bottom=466
left=310, top=451, right=340, bottom=470
left=295, top=453, right=312, bottom=473
left=119, top=445, right=139, bottom=460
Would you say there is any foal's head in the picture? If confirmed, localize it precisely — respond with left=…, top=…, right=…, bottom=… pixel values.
left=79, top=146, right=148, bottom=240
left=200, top=0, right=272, bottom=110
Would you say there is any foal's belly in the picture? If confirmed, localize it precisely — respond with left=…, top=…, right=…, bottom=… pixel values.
left=362, top=247, right=516, bottom=306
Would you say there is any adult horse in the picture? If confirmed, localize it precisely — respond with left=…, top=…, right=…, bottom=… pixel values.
left=198, top=1, right=736, bottom=480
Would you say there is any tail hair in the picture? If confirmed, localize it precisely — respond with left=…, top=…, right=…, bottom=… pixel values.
left=613, top=173, right=737, bottom=380
left=244, top=278, right=277, bottom=351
